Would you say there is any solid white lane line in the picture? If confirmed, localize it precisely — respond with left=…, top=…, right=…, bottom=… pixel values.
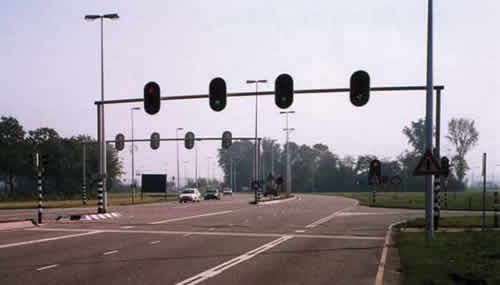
left=0, top=231, right=102, bottom=249
left=150, top=210, right=233, bottom=225
left=103, top=250, right=119, bottom=255
left=36, top=264, right=59, bottom=271
left=150, top=240, right=161, bottom=245
left=176, top=235, right=293, bottom=285
left=26, top=227, right=384, bottom=240
left=374, top=220, right=406, bottom=285
left=305, top=201, right=359, bottom=228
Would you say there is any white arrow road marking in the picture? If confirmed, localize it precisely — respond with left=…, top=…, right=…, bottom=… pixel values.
left=176, top=235, right=293, bottom=285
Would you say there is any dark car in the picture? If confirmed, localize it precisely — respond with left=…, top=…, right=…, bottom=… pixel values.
left=204, top=188, right=221, bottom=200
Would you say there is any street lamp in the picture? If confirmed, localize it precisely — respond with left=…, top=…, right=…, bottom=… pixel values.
left=207, top=156, right=213, bottom=185
left=176, top=127, right=184, bottom=191
left=246, top=79, right=267, bottom=184
left=280, top=111, right=296, bottom=196
left=130, top=107, right=140, bottom=204
left=85, top=13, right=119, bottom=214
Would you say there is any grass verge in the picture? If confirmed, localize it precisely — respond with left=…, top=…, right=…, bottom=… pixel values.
left=407, top=215, right=500, bottom=228
left=397, top=231, right=500, bottom=285
left=310, top=191, right=500, bottom=211
left=0, top=193, right=177, bottom=210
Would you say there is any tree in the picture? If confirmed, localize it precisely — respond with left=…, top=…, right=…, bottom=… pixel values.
left=0, top=116, right=27, bottom=194
left=402, top=118, right=426, bottom=154
left=446, top=118, right=479, bottom=185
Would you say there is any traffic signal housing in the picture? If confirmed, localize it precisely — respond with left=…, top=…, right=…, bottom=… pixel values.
left=441, top=157, right=450, bottom=177
left=144, top=81, right=161, bottom=115
left=150, top=132, right=160, bottom=150
left=209, top=77, right=227, bottom=111
left=221, top=131, right=232, bottom=149
left=184, top=132, right=195, bottom=150
left=275, top=74, right=294, bottom=109
left=350, top=70, right=370, bottom=107
left=115, top=134, right=125, bottom=151
left=368, top=159, right=381, bottom=184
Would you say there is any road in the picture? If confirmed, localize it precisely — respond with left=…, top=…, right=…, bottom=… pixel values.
left=0, top=194, right=431, bottom=284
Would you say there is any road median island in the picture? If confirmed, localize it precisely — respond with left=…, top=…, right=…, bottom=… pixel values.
left=395, top=216, right=500, bottom=285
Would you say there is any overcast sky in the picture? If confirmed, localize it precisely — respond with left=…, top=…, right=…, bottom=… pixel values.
left=1, top=0, right=499, bottom=185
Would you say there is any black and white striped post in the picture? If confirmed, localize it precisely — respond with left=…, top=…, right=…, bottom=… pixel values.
left=433, top=174, right=441, bottom=230
left=494, top=192, right=498, bottom=228
left=82, top=184, right=87, bottom=205
left=97, top=179, right=105, bottom=213
left=37, top=153, right=43, bottom=224
left=443, top=177, right=448, bottom=209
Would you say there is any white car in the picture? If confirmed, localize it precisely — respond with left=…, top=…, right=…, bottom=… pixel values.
left=178, top=188, right=201, bottom=203
left=223, top=187, right=233, bottom=196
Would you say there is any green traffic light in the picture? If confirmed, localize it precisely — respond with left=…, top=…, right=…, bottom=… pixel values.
left=215, top=99, right=221, bottom=105
left=281, top=97, right=287, bottom=102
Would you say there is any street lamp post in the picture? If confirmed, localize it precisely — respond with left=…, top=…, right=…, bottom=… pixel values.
left=85, top=13, right=119, bottom=214
left=195, top=145, right=199, bottom=189
left=176, top=128, right=184, bottom=191
left=246, top=80, right=267, bottom=184
left=183, top=161, right=189, bottom=187
left=280, top=111, right=295, bottom=196
left=207, top=156, right=213, bottom=185
left=130, top=107, right=140, bottom=204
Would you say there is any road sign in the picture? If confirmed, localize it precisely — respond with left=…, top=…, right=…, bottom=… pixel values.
left=413, top=151, right=440, bottom=176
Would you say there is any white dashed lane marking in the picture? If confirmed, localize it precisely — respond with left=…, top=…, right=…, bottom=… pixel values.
left=36, top=264, right=59, bottom=271
left=150, top=241, right=161, bottom=245
left=103, top=250, right=119, bottom=256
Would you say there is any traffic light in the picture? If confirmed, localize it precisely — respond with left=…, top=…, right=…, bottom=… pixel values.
left=209, top=77, right=227, bottom=111
left=350, top=70, right=370, bottom=107
left=184, top=132, right=195, bottom=150
left=368, top=159, right=381, bottom=183
left=115, top=133, right=125, bottom=151
left=275, top=74, right=294, bottom=109
left=144, top=81, right=161, bottom=115
left=221, top=131, right=232, bottom=149
left=150, top=132, right=160, bottom=150
left=441, top=157, right=450, bottom=177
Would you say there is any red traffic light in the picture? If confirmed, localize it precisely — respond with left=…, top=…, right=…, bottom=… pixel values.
left=144, top=81, right=161, bottom=115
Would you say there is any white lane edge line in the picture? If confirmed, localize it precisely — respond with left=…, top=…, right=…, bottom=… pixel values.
left=176, top=235, right=293, bottom=285
left=374, top=220, right=406, bottom=285
left=36, top=264, right=59, bottom=271
left=150, top=210, right=233, bottom=225
left=103, top=250, right=119, bottom=255
left=0, top=231, right=102, bottom=249
left=305, top=201, right=359, bottom=228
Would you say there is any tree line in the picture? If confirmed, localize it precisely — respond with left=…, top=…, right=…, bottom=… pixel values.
left=217, top=117, right=479, bottom=192
left=0, top=116, right=123, bottom=199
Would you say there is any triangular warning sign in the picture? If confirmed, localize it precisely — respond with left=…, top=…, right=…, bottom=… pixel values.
left=413, top=151, right=441, bottom=176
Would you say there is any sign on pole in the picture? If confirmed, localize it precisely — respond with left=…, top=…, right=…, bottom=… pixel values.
left=413, top=151, right=440, bottom=176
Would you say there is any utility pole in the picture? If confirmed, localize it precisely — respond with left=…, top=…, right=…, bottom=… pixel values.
left=246, top=79, right=267, bottom=185
left=176, top=127, right=184, bottom=191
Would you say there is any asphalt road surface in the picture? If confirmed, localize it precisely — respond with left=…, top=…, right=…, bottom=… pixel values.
left=0, top=194, right=457, bottom=285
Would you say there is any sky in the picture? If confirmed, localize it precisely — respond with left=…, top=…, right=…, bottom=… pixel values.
left=1, top=0, right=499, bottom=185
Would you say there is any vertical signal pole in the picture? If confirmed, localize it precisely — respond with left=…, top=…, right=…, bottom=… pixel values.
left=434, top=87, right=441, bottom=230
left=482, top=153, right=487, bottom=231
left=424, top=0, right=435, bottom=241
left=36, top=153, right=43, bottom=224
left=82, top=143, right=87, bottom=205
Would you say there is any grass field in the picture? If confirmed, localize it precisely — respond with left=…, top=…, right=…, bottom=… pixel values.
left=314, top=191, right=500, bottom=211
left=398, top=231, right=500, bottom=285
left=0, top=193, right=178, bottom=209
left=407, top=215, right=500, bottom=228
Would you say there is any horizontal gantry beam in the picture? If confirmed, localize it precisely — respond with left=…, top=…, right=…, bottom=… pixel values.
left=94, top=85, right=445, bottom=105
